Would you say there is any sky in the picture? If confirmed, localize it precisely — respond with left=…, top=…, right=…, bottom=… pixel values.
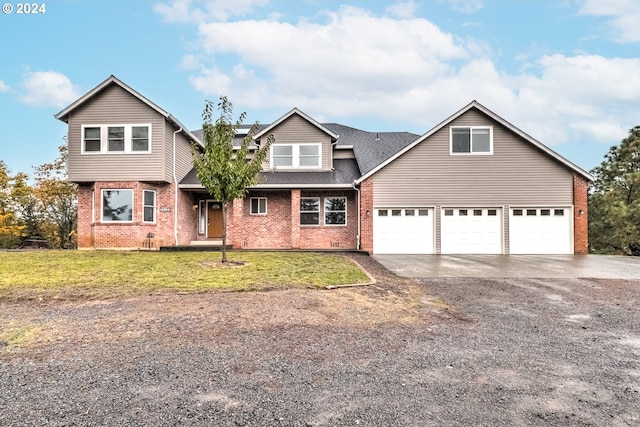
left=1, top=0, right=639, bottom=176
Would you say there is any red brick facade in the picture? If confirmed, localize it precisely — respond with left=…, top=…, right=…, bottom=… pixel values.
left=76, top=181, right=197, bottom=249
left=359, top=177, right=374, bottom=253
left=573, top=173, right=589, bottom=254
left=225, top=190, right=358, bottom=250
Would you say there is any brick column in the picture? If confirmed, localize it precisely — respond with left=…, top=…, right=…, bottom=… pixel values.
left=573, top=174, right=589, bottom=254
left=76, top=183, right=94, bottom=248
left=229, top=198, right=244, bottom=248
left=291, top=189, right=300, bottom=249
left=359, top=178, right=374, bottom=253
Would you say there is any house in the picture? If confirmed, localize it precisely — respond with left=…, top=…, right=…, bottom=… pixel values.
left=55, top=76, right=591, bottom=254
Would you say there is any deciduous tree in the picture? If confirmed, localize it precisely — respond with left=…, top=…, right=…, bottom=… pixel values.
left=192, top=97, right=274, bottom=262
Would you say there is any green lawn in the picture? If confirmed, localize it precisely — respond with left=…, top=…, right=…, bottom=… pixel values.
left=0, top=251, right=369, bottom=300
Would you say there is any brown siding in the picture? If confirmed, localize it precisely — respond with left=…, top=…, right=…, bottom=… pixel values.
left=67, top=84, right=168, bottom=182
left=373, top=109, right=574, bottom=206
left=264, top=114, right=332, bottom=170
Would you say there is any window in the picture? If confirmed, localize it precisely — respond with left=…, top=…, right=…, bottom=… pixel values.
left=300, top=197, right=320, bottom=225
left=102, top=189, right=133, bottom=222
left=325, top=197, right=346, bottom=225
left=132, top=126, right=149, bottom=151
left=541, top=209, right=551, bottom=216
left=451, top=127, right=492, bottom=154
left=272, top=145, right=293, bottom=167
left=473, top=209, right=483, bottom=216
left=554, top=209, right=565, bottom=216
left=405, top=209, right=415, bottom=216
left=250, top=197, right=267, bottom=215
left=198, top=200, right=205, bottom=234
left=81, top=124, right=151, bottom=153
left=108, top=126, right=125, bottom=152
left=459, top=209, right=468, bottom=216
left=378, top=210, right=388, bottom=216
left=488, top=209, right=497, bottom=216
left=418, top=209, right=429, bottom=216
left=444, top=209, right=454, bottom=216
left=513, top=209, right=523, bottom=216
left=142, top=190, right=156, bottom=223
left=84, top=127, right=101, bottom=152
left=271, top=144, right=321, bottom=169
left=392, top=209, right=402, bottom=216
left=527, top=209, right=537, bottom=216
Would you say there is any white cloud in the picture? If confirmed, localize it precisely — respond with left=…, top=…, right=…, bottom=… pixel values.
left=0, top=80, right=9, bottom=92
left=385, top=1, right=419, bottom=19
left=154, top=0, right=269, bottom=23
left=578, top=0, right=640, bottom=43
left=160, top=2, right=639, bottom=152
left=18, top=71, right=81, bottom=108
left=440, top=0, right=484, bottom=14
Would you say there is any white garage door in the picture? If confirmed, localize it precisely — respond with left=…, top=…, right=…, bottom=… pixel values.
left=373, top=208, right=434, bottom=254
left=441, top=208, right=502, bottom=254
left=509, top=208, right=572, bottom=254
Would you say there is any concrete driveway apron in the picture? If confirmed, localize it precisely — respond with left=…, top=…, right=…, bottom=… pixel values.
left=373, top=254, right=640, bottom=279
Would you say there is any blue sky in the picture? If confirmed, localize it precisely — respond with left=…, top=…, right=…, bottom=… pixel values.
left=1, top=0, right=639, bottom=175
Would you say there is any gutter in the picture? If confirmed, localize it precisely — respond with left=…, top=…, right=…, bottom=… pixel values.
left=172, top=127, right=182, bottom=246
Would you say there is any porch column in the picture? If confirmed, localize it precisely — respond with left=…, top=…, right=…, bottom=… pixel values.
left=229, top=198, right=244, bottom=249
left=291, top=189, right=300, bottom=249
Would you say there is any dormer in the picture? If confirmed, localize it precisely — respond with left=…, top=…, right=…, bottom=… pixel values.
left=253, top=108, right=339, bottom=171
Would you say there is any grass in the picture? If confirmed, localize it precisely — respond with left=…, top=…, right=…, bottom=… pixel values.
left=0, top=250, right=370, bottom=301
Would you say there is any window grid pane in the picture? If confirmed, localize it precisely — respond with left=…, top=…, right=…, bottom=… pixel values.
left=102, top=189, right=133, bottom=222
left=143, top=190, right=155, bottom=223
left=325, top=197, right=346, bottom=225
left=84, top=127, right=101, bottom=152
left=108, top=127, right=125, bottom=152
left=132, top=126, right=149, bottom=151
left=300, top=198, right=320, bottom=225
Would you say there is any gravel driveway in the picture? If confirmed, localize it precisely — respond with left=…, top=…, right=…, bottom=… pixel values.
left=1, top=254, right=639, bottom=426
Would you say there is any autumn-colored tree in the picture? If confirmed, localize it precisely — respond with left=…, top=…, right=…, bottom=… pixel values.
left=0, top=161, right=26, bottom=248
left=33, top=144, right=78, bottom=249
left=192, top=97, right=274, bottom=262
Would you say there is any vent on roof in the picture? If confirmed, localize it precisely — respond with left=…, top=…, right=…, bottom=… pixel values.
left=375, top=133, right=380, bottom=141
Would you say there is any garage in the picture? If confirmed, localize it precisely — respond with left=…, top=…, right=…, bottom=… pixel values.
left=441, top=208, right=502, bottom=254
left=373, top=208, right=434, bottom=254
left=509, top=207, right=572, bottom=254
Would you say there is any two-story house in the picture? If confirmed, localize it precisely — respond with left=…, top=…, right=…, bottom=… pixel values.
left=55, top=76, right=591, bottom=254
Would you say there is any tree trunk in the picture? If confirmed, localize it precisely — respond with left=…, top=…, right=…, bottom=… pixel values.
left=221, top=201, right=228, bottom=262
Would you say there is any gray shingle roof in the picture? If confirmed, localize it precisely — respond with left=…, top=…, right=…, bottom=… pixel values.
left=180, top=159, right=360, bottom=188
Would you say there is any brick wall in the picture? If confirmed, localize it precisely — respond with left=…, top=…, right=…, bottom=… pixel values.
left=77, top=181, right=197, bottom=249
left=228, top=189, right=358, bottom=250
left=359, top=177, right=374, bottom=253
left=573, top=174, right=589, bottom=254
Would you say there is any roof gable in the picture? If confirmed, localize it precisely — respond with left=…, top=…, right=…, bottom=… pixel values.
left=254, top=108, right=339, bottom=141
left=355, top=101, right=592, bottom=183
left=54, top=75, right=201, bottom=145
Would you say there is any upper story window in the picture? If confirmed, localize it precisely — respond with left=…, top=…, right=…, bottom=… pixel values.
left=450, top=126, right=492, bottom=155
left=82, top=124, right=151, bottom=154
left=270, top=144, right=321, bottom=169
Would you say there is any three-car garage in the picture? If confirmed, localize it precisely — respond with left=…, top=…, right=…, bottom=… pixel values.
left=373, top=206, right=574, bottom=255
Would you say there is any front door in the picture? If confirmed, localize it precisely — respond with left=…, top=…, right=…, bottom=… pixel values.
left=207, top=202, right=223, bottom=238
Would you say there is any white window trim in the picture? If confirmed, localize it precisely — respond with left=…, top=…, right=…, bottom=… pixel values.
left=324, top=197, right=347, bottom=227
left=450, top=126, right=493, bottom=155
left=250, top=197, right=267, bottom=215
left=270, top=143, right=322, bottom=169
left=101, top=189, right=133, bottom=223
left=300, top=197, right=320, bottom=226
left=81, top=124, right=152, bottom=154
left=142, top=189, right=156, bottom=224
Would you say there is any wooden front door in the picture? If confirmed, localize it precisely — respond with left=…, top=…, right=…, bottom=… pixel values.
left=207, top=202, right=223, bottom=238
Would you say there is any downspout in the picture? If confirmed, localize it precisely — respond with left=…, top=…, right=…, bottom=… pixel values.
left=173, top=127, right=182, bottom=246
left=352, top=181, right=360, bottom=250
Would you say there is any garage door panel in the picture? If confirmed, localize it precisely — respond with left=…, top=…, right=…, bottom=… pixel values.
left=441, top=208, right=502, bottom=254
left=374, top=208, right=434, bottom=254
left=510, top=208, right=572, bottom=254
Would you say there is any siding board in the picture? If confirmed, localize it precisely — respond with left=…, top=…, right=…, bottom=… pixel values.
left=67, top=84, right=167, bottom=182
left=373, top=109, right=574, bottom=206
left=264, top=114, right=332, bottom=170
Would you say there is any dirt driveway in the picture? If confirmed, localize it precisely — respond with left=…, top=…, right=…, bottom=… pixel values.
left=1, top=254, right=639, bottom=426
